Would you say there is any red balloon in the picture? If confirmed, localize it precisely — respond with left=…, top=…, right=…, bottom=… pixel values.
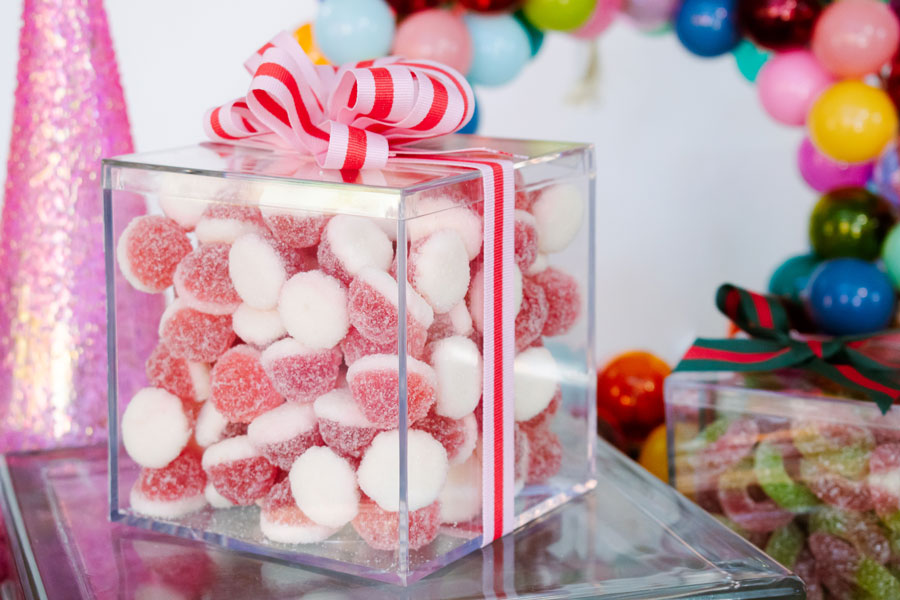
left=458, top=0, right=523, bottom=12
left=737, top=0, right=821, bottom=51
left=885, top=54, right=900, bottom=111
left=387, top=0, right=441, bottom=15
left=597, top=351, right=670, bottom=445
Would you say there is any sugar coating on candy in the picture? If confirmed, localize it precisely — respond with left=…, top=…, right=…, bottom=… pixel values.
left=232, top=304, right=286, bottom=348
left=210, top=345, right=284, bottom=423
left=429, top=336, right=483, bottom=419
left=204, top=482, right=234, bottom=508
left=439, top=453, right=482, bottom=524
left=122, top=388, right=192, bottom=469
left=692, top=419, right=760, bottom=492
left=130, top=484, right=207, bottom=520
left=202, top=435, right=279, bottom=505
left=869, top=443, right=900, bottom=518
left=135, top=450, right=206, bottom=502
left=514, top=347, right=559, bottom=422
left=340, top=325, right=426, bottom=365
left=278, top=271, right=349, bottom=350
left=346, top=354, right=437, bottom=428
left=520, top=387, right=561, bottom=431
left=515, top=278, right=549, bottom=352
left=146, top=343, right=210, bottom=403
left=195, top=400, right=237, bottom=448
left=158, top=181, right=212, bottom=231
left=228, top=233, right=291, bottom=310
left=260, top=479, right=338, bottom=544
left=314, top=388, right=382, bottom=459
left=117, top=216, right=192, bottom=293
left=260, top=338, right=342, bottom=403
left=526, top=253, right=548, bottom=276
left=317, top=215, right=393, bottom=284
left=289, top=446, right=359, bottom=528
left=523, top=425, right=562, bottom=484
left=248, top=403, right=323, bottom=470
left=259, top=198, right=329, bottom=249
left=808, top=532, right=860, bottom=588
left=531, top=183, right=585, bottom=254
left=717, top=464, right=794, bottom=533
left=357, top=429, right=449, bottom=511
left=352, top=499, right=441, bottom=551
left=809, top=506, right=891, bottom=565
left=793, top=416, right=874, bottom=479
left=513, top=210, right=538, bottom=272
left=468, top=264, right=523, bottom=335
left=158, top=299, right=236, bottom=363
left=515, top=424, right=530, bottom=494
left=174, top=244, right=241, bottom=315
left=533, top=267, right=582, bottom=337
left=408, top=230, right=471, bottom=314
left=195, top=204, right=267, bottom=245
left=801, top=458, right=873, bottom=512
left=416, top=409, right=478, bottom=465
left=347, top=268, right=434, bottom=350
left=408, top=196, right=483, bottom=260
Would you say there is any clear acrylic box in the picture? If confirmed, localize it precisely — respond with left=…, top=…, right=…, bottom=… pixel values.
left=667, top=362, right=900, bottom=599
left=102, top=135, right=597, bottom=584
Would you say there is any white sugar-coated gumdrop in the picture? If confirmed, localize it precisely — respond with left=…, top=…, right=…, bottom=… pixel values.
left=357, top=429, right=448, bottom=512
left=205, top=482, right=234, bottom=508
left=526, top=253, right=548, bottom=276
left=410, top=230, right=470, bottom=314
left=408, top=197, right=483, bottom=260
left=188, top=362, right=211, bottom=402
left=260, top=510, right=337, bottom=545
left=195, top=205, right=266, bottom=245
left=447, top=301, right=473, bottom=336
left=313, top=388, right=375, bottom=428
left=352, top=267, right=435, bottom=332
left=321, top=215, right=393, bottom=278
left=229, top=233, right=289, bottom=310
left=278, top=271, right=349, bottom=349
left=289, top=446, right=359, bottom=528
left=130, top=485, right=206, bottom=519
left=531, top=183, right=584, bottom=254
left=122, top=388, right=191, bottom=469
left=430, top=336, right=483, bottom=419
left=453, top=413, right=478, bottom=465
left=438, top=453, right=482, bottom=524
left=513, top=347, right=559, bottom=422
left=158, top=176, right=226, bottom=230
left=232, top=303, right=286, bottom=347
left=248, top=403, right=316, bottom=448
left=201, top=435, right=261, bottom=470
left=195, top=400, right=228, bottom=448
left=468, top=264, right=523, bottom=334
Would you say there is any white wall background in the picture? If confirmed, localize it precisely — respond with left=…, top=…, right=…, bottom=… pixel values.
left=0, top=1, right=812, bottom=366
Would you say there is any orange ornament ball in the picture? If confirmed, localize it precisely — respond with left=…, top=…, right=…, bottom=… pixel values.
left=638, top=424, right=669, bottom=482
left=293, top=23, right=330, bottom=66
left=597, top=351, right=670, bottom=443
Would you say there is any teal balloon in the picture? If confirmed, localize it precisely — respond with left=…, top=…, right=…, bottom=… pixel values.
left=514, top=10, right=545, bottom=57
left=464, top=14, right=531, bottom=86
left=768, top=253, right=821, bottom=302
left=883, top=224, right=900, bottom=290
left=315, top=0, right=395, bottom=65
left=732, top=39, right=770, bottom=82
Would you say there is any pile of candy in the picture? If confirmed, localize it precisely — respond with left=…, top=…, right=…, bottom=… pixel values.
left=116, top=180, right=584, bottom=551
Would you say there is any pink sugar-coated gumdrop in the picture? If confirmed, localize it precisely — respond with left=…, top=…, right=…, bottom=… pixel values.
left=136, top=449, right=206, bottom=502
left=195, top=204, right=267, bottom=244
left=533, top=267, right=582, bottom=337
left=159, top=299, right=236, bottom=363
left=260, top=338, right=342, bottom=403
left=279, top=270, right=350, bottom=350
left=514, top=211, right=538, bottom=272
left=869, top=443, right=900, bottom=518
left=259, top=478, right=338, bottom=544
left=195, top=399, right=247, bottom=448
left=261, top=206, right=329, bottom=249
left=717, top=466, right=794, bottom=533
left=116, top=215, right=193, bottom=293
left=174, top=243, right=241, bottom=315
left=358, top=429, right=448, bottom=511
left=428, top=335, right=483, bottom=419
left=348, top=268, right=434, bottom=347
left=515, top=278, right=549, bottom=352
left=439, top=453, right=482, bottom=524
left=232, top=304, right=286, bottom=348
left=416, top=409, right=478, bottom=465
left=520, top=387, right=561, bottom=431
left=426, top=302, right=474, bottom=344
left=229, top=233, right=310, bottom=311
left=121, top=388, right=193, bottom=469
left=408, top=230, right=471, bottom=314
left=290, top=446, right=360, bottom=528
left=407, top=196, right=483, bottom=260
left=248, top=403, right=323, bottom=470
left=468, top=263, right=524, bottom=336
left=340, top=326, right=427, bottom=365
left=523, top=424, right=562, bottom=485
left=352, top=499, right=441, bottom=551
left=202, top=436, right=279, bottom=505
left=692, top=419, right=760, bottom=492
left=800, top=458, right=873, bottom=512
left=146, top=342, right=210, bottom=403
left=515, top=424, right=530, bottom=493
left=314, top=388, right=383, bottom=459
left=346, top=354, right=437, bottom=429
left=210, top=345, right=284, bottom=423
left=317, top=215, right=393, bottom=285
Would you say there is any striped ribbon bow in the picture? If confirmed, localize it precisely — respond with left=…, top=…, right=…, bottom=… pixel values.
left=204, top=31, right=475, bottom=171
left=675, top=284, right=900, bottom=414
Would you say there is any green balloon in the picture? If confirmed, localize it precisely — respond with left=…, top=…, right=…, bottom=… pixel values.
left=809, top=187, right=896, bottom=261
left=883, top=224, right=900, bottom=290
left=732, top=39, right=770, bottom=82
left=523, top=0, right=597, bottom=32
left=768, top=253, right=821, bottom=302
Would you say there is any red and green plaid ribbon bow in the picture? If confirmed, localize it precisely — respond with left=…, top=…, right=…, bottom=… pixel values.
left=674, top=284, right=900, bottom=414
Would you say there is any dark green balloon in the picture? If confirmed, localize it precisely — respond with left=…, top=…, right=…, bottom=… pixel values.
left=514, top=10, right=545, bottom=57
left=768, top=253, right=820, bottom=302
left=809, top=187, right=896, bottom=261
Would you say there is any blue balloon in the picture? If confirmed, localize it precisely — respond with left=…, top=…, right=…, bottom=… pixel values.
left=459, top=95, right=479, bottom=134
left=315, top=0, right=395, bottom=65
left=873, top=141, right=900, bottom=208
left=464, top=14, right=531, bottom=87
left=768, top=253, right=820, bottom=303
left=675, top=0, right=741, bottom=58
left=804, top=258, right=897, bottom=336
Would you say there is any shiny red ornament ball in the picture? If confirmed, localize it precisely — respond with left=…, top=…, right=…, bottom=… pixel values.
left=597, top=351, right=670, bottom=444
left=737, top=0, right=821, bottom=51
left=458, top=0, right=522, bottom=12
left=387, top=0, right=441, bottom=15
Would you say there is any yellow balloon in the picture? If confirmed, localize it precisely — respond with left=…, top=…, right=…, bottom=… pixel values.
left=293, top=23, right=330, bottom=66
left=638, top=424, right=669, bottom=483
left=807, top=80, right=898, bottom=164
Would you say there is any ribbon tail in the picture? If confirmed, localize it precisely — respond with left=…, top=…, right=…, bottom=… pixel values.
left=807, top=360, right=900, bottom=415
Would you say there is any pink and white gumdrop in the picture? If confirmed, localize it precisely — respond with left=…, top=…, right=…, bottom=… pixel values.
left=407, top=230, right=471, bottom=314
left=523, top=424, right=562, bottom=484
left=426, top=302, right=474, bottom=344
left=260, top=478, right=338, bottom=544
left=210, top=345, right=284, bottom=424
left=341, top=326, right=426, bottom=365
left=515, top=278, right=549, bottom=351
left=248, top=403, right=323, bottom=470
left=260, top=338, right=342, bottom=403
left=194, top=204, right=267, bottom=244
left=519, top=387, right=561, bottom=431
left=416, top=410, right=478, bottom=465
left=202, top=435, right=279, bottom=505
left=531, top=183, right=584, bottom=254
left=317, top=215, right=393, bottom=285
left=228, top=233, right=296, bottom=310
left=289, top=446, right=360, bottom=528
left=352, top=499, right=441, bottom=551
left=173, top=243, right=241, bottom=315
left=122, top=388, right=193, bottom=469
left=314, top=388, right=382, bottom=459
left=258, top=187, right=329, bottom=249
left=438, top=453, right=482, bottom=525
left=278, top=270, right=349, bottom=350
left=407, top=196, right=483, bottom=261
left=116, top=215, right=192, bottom=293
left=347, top=267, right=434, bottom=348
left=357, top=429, right=449, bottom=511
left=428, top=335, right=482, bottom=419
left=145, top=342, right=210, bottom=404
left=513, top=210, right=538, bottom=272
left=204, top=482, right=234, bottom=509
left=515, top=424, right=531, bottom=493
left=232, top=304, right=286, bottom=348
left=346, top=354, right=437, bottom=428
left=194, top=400, right=246, bottom=449
left=513, top=347, right=559, bottom=422
left=468, top=263, right=523, bottom=335
left=533, top=267, right=581, bottom=337
left=130, top=450, right=207, bottom=518
left=158, top=299, right=236, bottom=363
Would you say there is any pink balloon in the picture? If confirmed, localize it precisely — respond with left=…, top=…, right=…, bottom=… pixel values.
left=797, top=136, right=874, bottom=192
left=575, top=0, right=623, bottom=38
left=392, top=9, right=473, bottom=75
left=757, top=50, right=834, bottom=126
left=812, top=0, right=900, bottom=78
left=623, top=0, right=678, bottom=28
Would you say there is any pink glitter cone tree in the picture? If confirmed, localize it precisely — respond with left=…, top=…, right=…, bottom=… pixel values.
left=0, top=0, right=161, bottom=451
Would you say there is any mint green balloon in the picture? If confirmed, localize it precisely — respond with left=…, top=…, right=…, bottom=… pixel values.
left=732, top=39, right=770, bottom=82
left=883, top=224, right=900, bottom=290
